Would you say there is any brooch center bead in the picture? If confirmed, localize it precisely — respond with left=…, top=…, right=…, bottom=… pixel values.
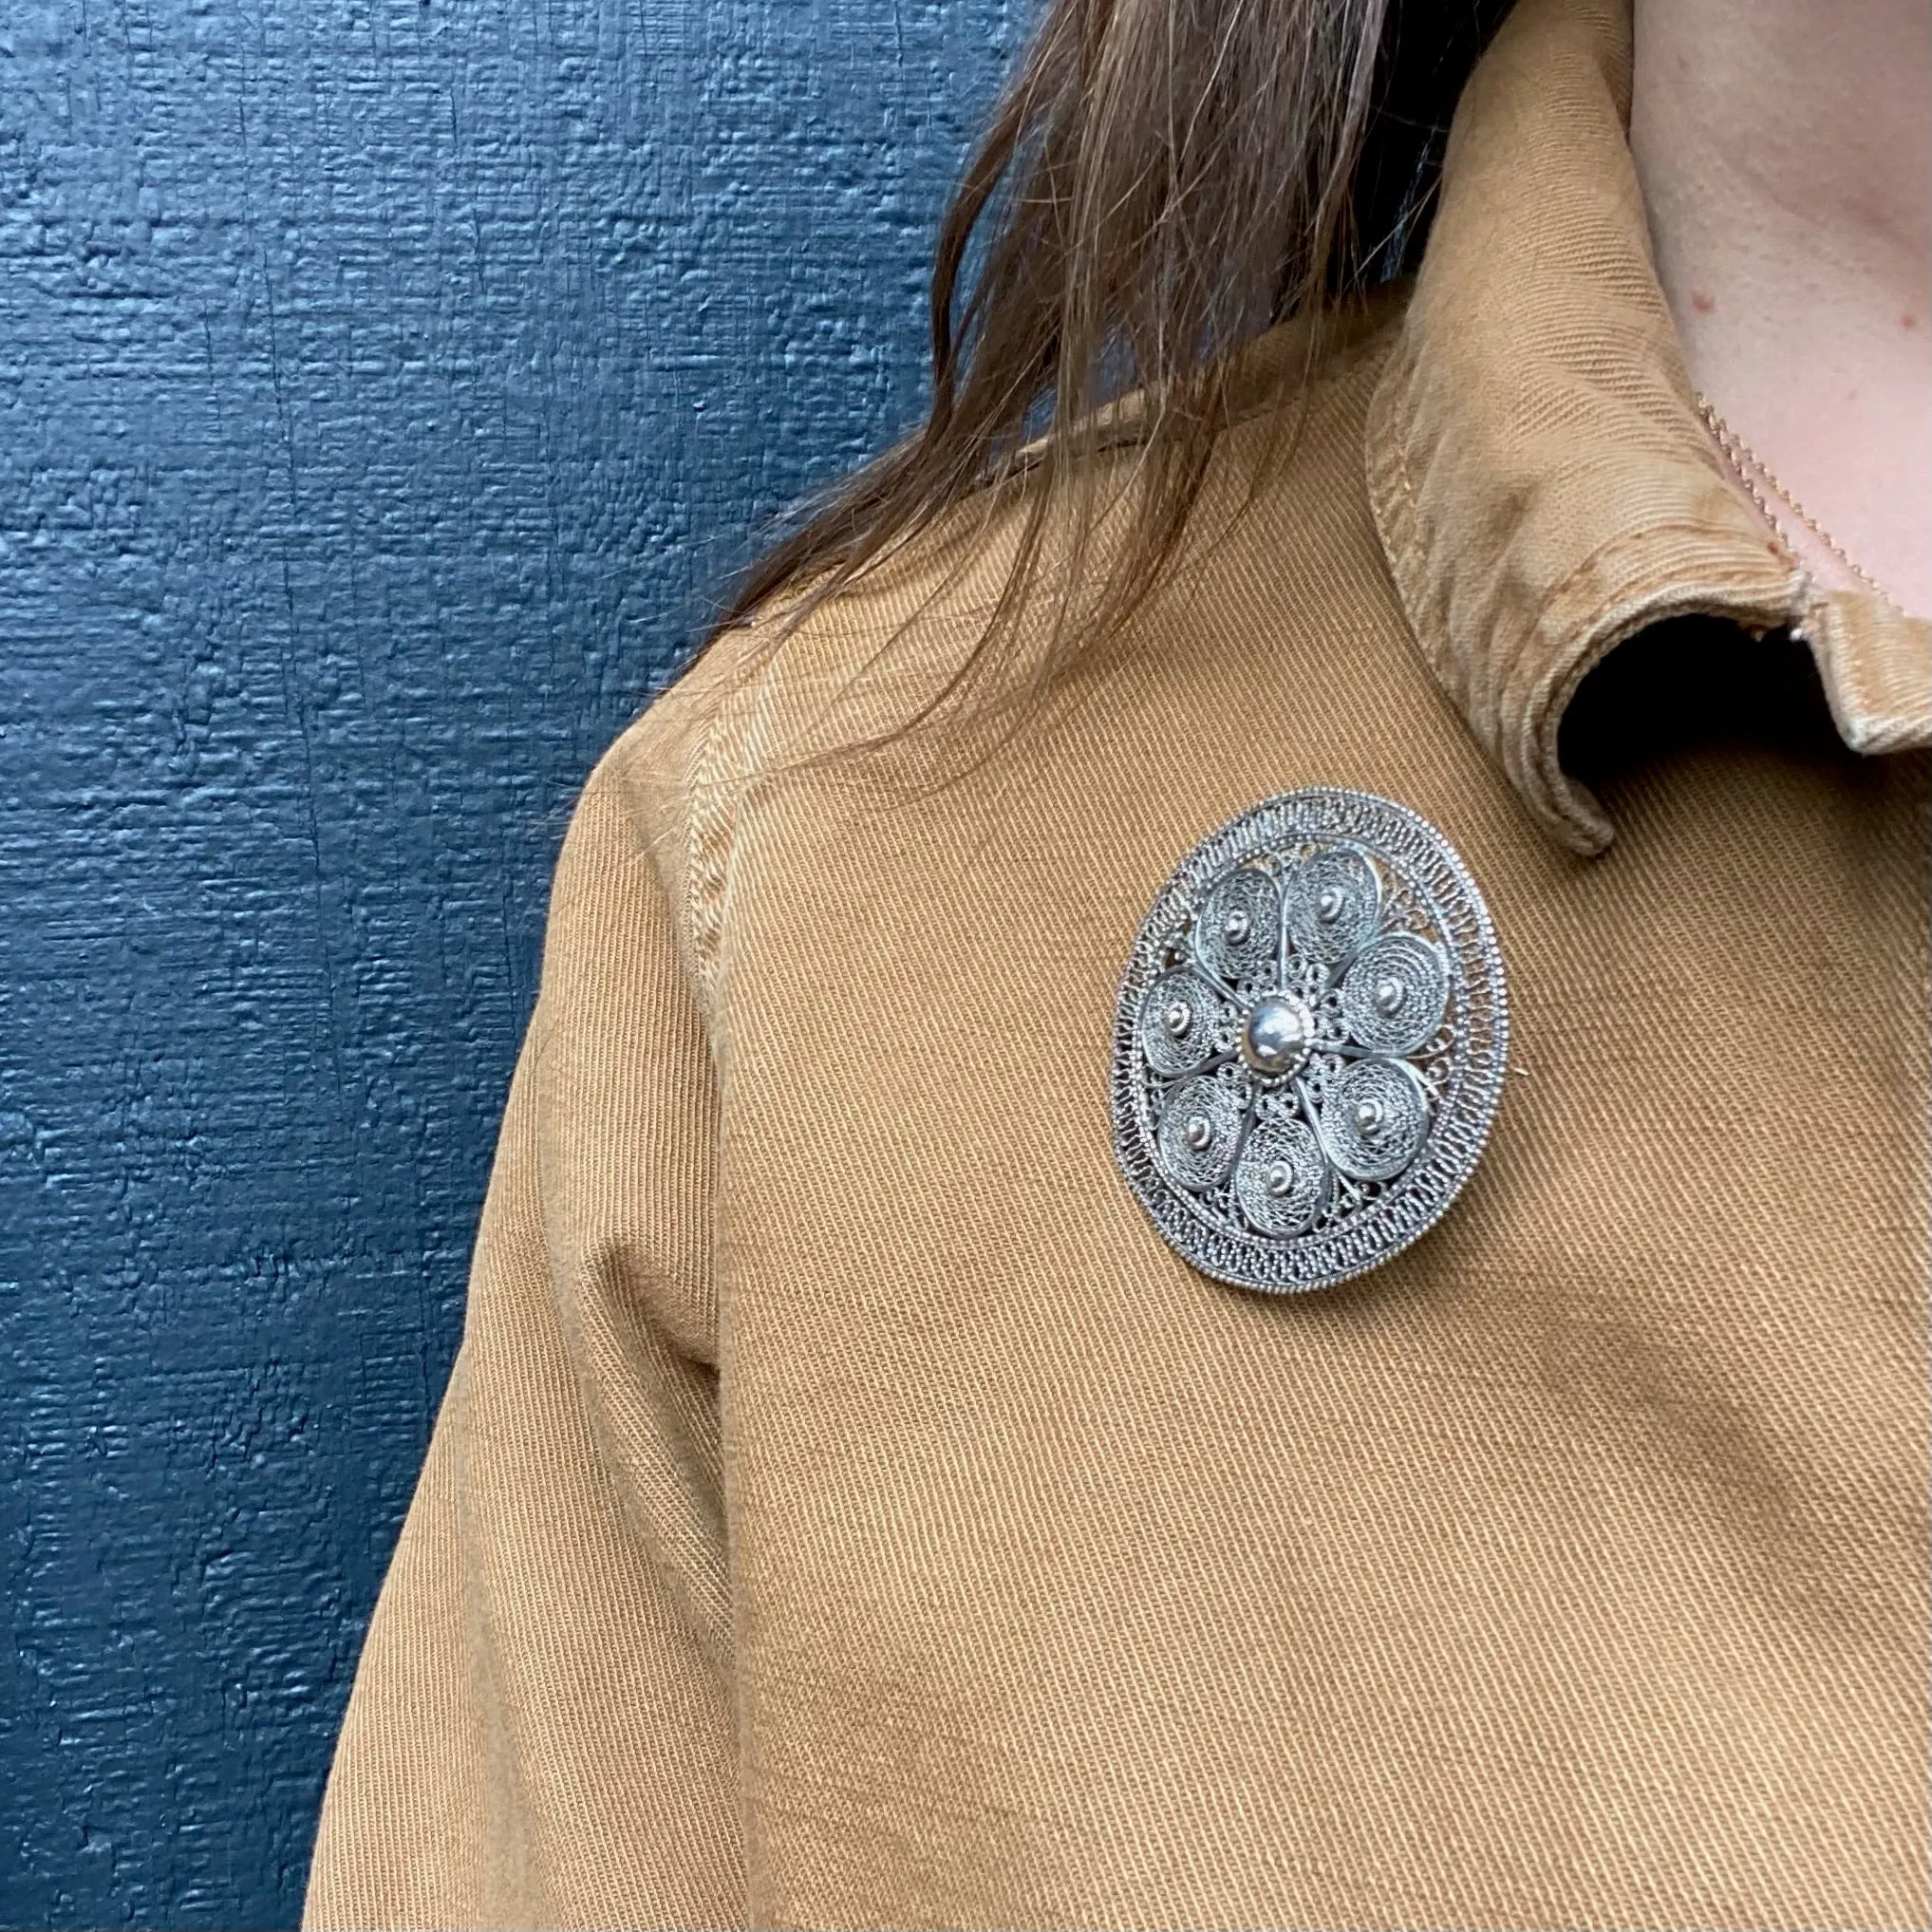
left=1239, top=992, right=1314, bottom=1077
left=1111, top=788, right=1509, bottom=1294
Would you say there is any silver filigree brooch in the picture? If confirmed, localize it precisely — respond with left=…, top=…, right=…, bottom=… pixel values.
left=1111, top=789, right=1508, bottom=1292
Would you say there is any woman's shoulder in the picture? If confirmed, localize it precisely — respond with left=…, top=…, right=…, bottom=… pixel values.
left=572, top=289, right=1413, bottom=1003
left=621, top=287, right=1411, bottom=784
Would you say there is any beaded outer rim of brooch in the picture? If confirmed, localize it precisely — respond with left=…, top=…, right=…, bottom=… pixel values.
left=1111, top=788, right=1508, bottom=1293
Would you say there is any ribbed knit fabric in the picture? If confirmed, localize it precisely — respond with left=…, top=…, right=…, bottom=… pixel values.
left=305, top=1, right=1930, bottom=1924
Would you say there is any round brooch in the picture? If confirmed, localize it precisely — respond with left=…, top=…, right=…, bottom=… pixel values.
left=1111, top=788, right=1508, bottom=1293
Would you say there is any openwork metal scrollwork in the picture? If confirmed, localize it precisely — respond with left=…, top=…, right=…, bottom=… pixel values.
left=1111, top=789, right=1508, bottom=1293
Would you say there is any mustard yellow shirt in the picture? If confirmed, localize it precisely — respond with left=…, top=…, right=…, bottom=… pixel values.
left=307, top=0, right=1930, bottom=1923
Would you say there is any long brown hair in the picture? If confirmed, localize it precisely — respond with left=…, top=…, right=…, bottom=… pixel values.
left=703, top=0, right=1504, bottom=729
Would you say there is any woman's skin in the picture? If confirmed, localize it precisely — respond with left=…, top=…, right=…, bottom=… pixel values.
left=1631, top=0, right=1932, bottom=618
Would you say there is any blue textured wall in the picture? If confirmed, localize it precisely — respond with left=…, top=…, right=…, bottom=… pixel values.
left=0, top=5, right=1017, bottom=1923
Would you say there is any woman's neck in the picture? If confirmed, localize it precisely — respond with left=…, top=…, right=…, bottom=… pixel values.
left=1631, top=0, right=1931, bottom=618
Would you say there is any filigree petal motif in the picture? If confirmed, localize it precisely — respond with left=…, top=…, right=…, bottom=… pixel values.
left=1195, top=865, right=1281, bottom=987
left=1318, top=1058, right=1431, bottom=1182
left=1341, top=932, right=1449, bottom=1058
left=1154, top=1073, right=1246, bottom=1191
left=1282, top=846, right=1380, bottom=966
left=1137, top=969, right=1229, bottom=1078
left=1232, top=1117, right=1328, bottom=1238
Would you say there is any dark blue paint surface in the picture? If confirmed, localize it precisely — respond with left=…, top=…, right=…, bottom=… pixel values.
left=0, top=5, right=1016, bottom=1923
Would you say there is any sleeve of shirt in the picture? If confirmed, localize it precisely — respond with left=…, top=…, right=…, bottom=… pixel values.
left=302, top=680, right=748, bottom=1931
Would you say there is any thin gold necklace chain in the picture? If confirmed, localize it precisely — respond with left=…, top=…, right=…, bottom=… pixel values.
left=1694, top=392, right=1905, bottom=611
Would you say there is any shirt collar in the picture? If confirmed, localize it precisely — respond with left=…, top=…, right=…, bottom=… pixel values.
left=1364, top=0, right=1932, bottom=854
